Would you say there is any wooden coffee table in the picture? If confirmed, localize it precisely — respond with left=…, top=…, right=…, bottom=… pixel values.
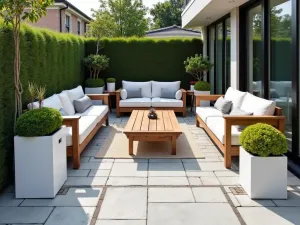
left=124, top=110, right=182, bottom=155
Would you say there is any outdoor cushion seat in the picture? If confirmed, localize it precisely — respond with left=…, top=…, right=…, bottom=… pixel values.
left=75, top=105, right=108, bottom=121
left=151, top=98, right=183, bottom=107
left=196, top=106, right=223, bottom=123
left=66, top=116, right=98, bottom=147
left=206, top=117, right=242, bottom=146
left=119, top=98, right=152, bottom=107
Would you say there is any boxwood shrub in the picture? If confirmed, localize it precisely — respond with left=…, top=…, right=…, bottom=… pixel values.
left=194, top=81, right=210, bottom=91
left=85, top=78, right=105, bottom=87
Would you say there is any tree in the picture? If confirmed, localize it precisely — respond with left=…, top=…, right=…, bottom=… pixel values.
left=0, top=0, right=54, bottom=122
left=90, top=0, right=149, bottom=38
left=150, top=0, right=183, bottom=30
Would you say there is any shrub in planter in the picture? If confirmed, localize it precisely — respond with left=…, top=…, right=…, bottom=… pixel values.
left=240, top=123, right=288, bottom=157
left=16, top=107, right=63, bottom=137
left=194, top=81, right=210, bottom=91
left=85, top=78, right=105, bottom=88
left=106, top=78, right=116, bottom=91
left=106, top=78, right=116, bottom=83
left=184, top=54, right=214, bottom=81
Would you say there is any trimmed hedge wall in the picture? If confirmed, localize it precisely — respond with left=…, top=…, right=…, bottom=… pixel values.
left=85, top=38, right=203, bottom=90
left=0, top=23, right=85, bottom=190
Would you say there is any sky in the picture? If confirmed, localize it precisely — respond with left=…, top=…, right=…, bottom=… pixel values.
left=68, top=0, right=166, bottom=17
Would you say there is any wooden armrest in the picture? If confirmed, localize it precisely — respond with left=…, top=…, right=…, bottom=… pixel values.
left=116, top=88, right=122, bottom=93
left=63, top=116, right=81, bottom=127
left=180, top=89, right=187, bottom=93
left=223, top=115, right=285, bottom=121
left=62, top=116, right=81, bottom=121
left=195, top=95, right=224, bottom=106
left=87, top=94, right=109, bottom=105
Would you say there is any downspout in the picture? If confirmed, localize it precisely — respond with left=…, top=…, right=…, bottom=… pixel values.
left=59, top=2, right=69, bottom=32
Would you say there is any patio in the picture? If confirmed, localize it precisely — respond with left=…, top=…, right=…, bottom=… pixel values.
left=0, top=111, right=300, bottom=225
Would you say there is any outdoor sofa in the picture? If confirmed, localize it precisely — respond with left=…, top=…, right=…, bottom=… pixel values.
left=116, top=81, right=187, bottom=117
left=195, top=87, right=285, bottom=168
left=28, top=86, right=109, bottom=169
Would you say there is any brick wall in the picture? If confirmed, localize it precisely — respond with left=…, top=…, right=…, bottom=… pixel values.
left=30, top=9, right=60, bottom=32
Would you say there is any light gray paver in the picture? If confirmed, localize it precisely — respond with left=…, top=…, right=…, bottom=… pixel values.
left=149, top=159, right=182, bottom=163
left=44, top=207, right=95, bottom=225
left=107, top=177, right=147, bottom=186
left=96, top=220, right=146, bottom=225
left=148, top=177, right=189, bottom=186
left=234, top=195, right=275, bottom=207
left=183, top=162, right=235, bottom=171
left=238, top=207, right=300, bottom=225
left=67, top=169, right=90, bottom=177
left=287, top=176, right=300, bottom=186
left=214, top=171, right=239, bottom=177
left=110, top=163, right=148, bottom=177
left=273, top=191, right=300, bottom=206
left=188, top=177, right=202, bottom=185
left=79, top=162, right=113, bottom=170
left=192, top=187, right=227, bottom=203
left=0, top=207, right=53, bottom=224
left=147, top=203, right=240, bottom=225
left=200, top=176, right=221, bottom=185
left=64, top=177, right=107, bottom=186
left=217, top=177, right=240, bottom=185
left=81, top=150, right=101, bottom=157
left=114, top=159, right=148, bottom=163
left=0, top=193, right=23, bottom=206
left=89, top=158, right=115, bottom=163
left=89, top=169, right=111, bottom=177
left=98, top=187, right=147, bottom=219
left=148, top=188, right=195, bottom=203
left=148, top=163, right=186, bottom=177
left=21, top=188, right=102, bottom=207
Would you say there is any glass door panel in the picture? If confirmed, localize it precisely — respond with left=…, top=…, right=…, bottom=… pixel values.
left=209, top=28, right=215, bottom=93
left=216, top=23, right=223, bottom=94
left=225, top=18, right=231, bottom=90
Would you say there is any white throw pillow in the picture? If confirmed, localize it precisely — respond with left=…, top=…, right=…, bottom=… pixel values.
left=67, top=85, right=84, bottom=104
left=175, top=90, right=182, bottom=100
left=58, top=91, right=75, bottom=115
left=224, top=87, right=247, bottom=110
left=122, top=81, right=151, bottom=98
left=151, top=81, right=181, bottom=98
left=27, top=94, right=63, bottom=111
left=121, top=89, right=127, bottom=100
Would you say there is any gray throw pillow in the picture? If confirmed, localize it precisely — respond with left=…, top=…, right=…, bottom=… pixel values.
left=161, top=88, right=177, bottom=99
left=230, top=108, right=253, bottom=131
left=214, top=97, right=232, bottom=114
left=126, top=88, right=142, bottom=98
left=74, top=95, right=92, bottom=113
left=270, top=89, right=280, bottom=99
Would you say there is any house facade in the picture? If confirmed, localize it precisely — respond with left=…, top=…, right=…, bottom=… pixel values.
left=182, top=0, right=300, bottom=167
left=146, top=25, right=201, bottom=38
left=30, top=0, right=92, bottom=36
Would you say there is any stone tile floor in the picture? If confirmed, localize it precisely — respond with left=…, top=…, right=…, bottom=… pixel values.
left=1, top=112, right=300, bottom=225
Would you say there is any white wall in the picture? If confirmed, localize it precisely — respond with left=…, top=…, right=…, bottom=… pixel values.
left=230, top=8, right=240, bottom=90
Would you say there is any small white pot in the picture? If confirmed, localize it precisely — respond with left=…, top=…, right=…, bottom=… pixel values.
left=239, top=147, right=287, bottom=199
left=194, top=90, right=210, bottom=107
left=85, top=86, right=104, bottom=105
left=190, top=85, right=194, bottom=91
left=14, top=128, right=67, bottom=198
left=107, top=82, right=115, bottom=92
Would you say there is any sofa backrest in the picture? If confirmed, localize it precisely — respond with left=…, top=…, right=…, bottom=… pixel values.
left=270, top=81, right=292, bottom=97
left=122, top=81, right=152, bottom=98
left=224, top=87, right=247, bottom=110
left=151, top=81, right=181, bottom=98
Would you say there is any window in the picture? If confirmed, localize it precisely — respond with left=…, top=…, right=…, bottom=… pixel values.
left=84, top=23, right=87, bottom=34
left=77, top=21, right=81, bottom=35
left=65, top=15, right=70, bottom=33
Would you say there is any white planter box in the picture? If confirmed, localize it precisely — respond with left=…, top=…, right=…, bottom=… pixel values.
left=194, top=90, right=210, bottom=107
left=107, top=83, right=115, bottom=92
left=85, top=86, right=104, bottom=105
left=239, top=147, right=287, bottom=199
left=14, top=128, right=67, bottom=198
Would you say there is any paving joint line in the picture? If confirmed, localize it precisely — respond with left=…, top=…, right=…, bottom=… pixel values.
left=90, top=186, right=107, bottom=225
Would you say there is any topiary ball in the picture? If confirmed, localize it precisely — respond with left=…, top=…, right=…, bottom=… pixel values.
left=240, top=123, right=288, bottom=157
left=85, top=78, right=105, bottom=88
left=194, top=81, right=210, bottom=91
left=16, top=107, right=63, bottom=137
left=106, top=78, right=116, bottom=83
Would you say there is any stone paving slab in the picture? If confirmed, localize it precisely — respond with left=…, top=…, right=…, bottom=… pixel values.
left=148, top=177, right=189, bottom=186
left=273, top=191, right=300, bottom=206
left=217, top=177, right=240, bottom=185
left=147, top=203, right=240, bottom=225
left=98, top=188, right=147, bottom=220
left=200, top=176, right=221, bottom=185
left=44, top=207, right=95, bottom=225
left=64, top=177, right=108, bottom=186
left=80, top=162, right=113, bottom=170
left=188, top=177, right=202, bottom=185
left=107, top=177, right=147, bottom=186
left=148, top=163, right=186, bottom=177
left=67, top=169, right=90, bottom=177
left=192, top=187, right=227, bottom=203
left=183, top=162, right=236, bottom=172
left=114, top=159, right=148, bottom=163
left=149, top=159, right=182, bottom=163
left=148, top=188, right=195, bottom=202
left=0, top=207, right=54, bottom=224
left=0, top=193, right=23, bottom=206
left=110, top=163, right=148, bottom=177
left=89, top=169, right=111, bottom=177
left=89, top=158, right=115, bottom=163
left=234, top=195, right=275, bottom=207
left=96, top=220, right=146, bottom=225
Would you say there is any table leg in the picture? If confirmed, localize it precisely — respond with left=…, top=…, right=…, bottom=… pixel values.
left=129, top=136, right=134, bottom=155
left=108, top=95, right=112, bottom=112
left=190, top=95, right=194, bottom=112
left=171, top=136, right=176, bottom=155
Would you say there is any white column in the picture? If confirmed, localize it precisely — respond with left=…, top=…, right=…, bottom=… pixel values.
left=230, top=8, right=239, bottom=89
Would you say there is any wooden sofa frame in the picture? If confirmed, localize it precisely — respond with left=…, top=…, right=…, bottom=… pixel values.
left=195, top=94, right=285, bottom=169
left=116, top=89, right=187, bottom=117
left=62, top=94, right=109, bottom=169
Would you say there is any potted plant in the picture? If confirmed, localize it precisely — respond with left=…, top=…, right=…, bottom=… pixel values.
left=14, top=85, right=67, bottom=198
left=239, top=123, right=288, bottom=199
left=190, top=81, right=196, bottom=91
left=106, top=78, right=116, bottom=92
left=83, top=54, right=109, bottom=95
left=184, top=54, right=213, bottom=107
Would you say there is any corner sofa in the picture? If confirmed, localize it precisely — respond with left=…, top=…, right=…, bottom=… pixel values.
left=29, top=86, right=109, bottom=169
left=116, top=81, right=187, bottom=117
left=195, top=87, right=285, bottom=168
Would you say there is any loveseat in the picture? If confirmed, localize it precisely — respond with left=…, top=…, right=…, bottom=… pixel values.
left=195, top=87, right=285, bottom=168
left=116, top=81, right=186, bottom=117
left=29, top=86, right=109, bottom=169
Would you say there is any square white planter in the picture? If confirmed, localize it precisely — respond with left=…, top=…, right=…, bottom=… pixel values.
left=107, top=83, right=115, bottom=92
left=194, top=90, right=210, bottom=107
left=239, top=146, right=287, bottom=199
left=14, top=128, right=67, bottom=198
left=85, top=86, right=104, bottom=105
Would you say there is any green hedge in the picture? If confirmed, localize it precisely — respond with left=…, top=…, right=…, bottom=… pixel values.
left=0, top=23, right=85, bottom=190
left=85, top=37, right=203, bottom=90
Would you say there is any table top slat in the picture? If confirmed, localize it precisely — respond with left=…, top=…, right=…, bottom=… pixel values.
left=141, top=112, right=150, bottom=131
left=124, top=110, right=138, bottom=131
left=163, top=115, right=173, bottom=131
left=149, top=117, right=157, bottom=131
left=156, top=111, right=165, bottom=131
left=168, top=110, right=180, bottom=131
left=132, top=110, right=144, bottom=131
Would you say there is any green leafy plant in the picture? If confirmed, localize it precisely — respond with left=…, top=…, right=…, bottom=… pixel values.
left=27, top=82, right=37, bottom=110
left=16, top=107, right=63, bottom=137
left=184, top=54, right=214, bottom=81
left=83, top=54, right=109, bottom=80
left=85, top=78, right=105, bottom=88
left=36, top=85, right=46, bottom=109
left=194, top=81, right=210, bottom=91
left=240, top=123, right=288, bottom=157
left=106, top=78, right=116, bottom=83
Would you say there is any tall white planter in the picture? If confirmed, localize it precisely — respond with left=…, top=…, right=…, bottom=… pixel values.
left=194, top=90, right=210, bottom=107
left=14, top=128, right=67, bottom=198
left=107, top=82, right=115, bottom=92
left=239, top=147, right=287, bottom=199
left=85, top=86, right=104, bottom=105
left=190, top=85, right=194, bottom=91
